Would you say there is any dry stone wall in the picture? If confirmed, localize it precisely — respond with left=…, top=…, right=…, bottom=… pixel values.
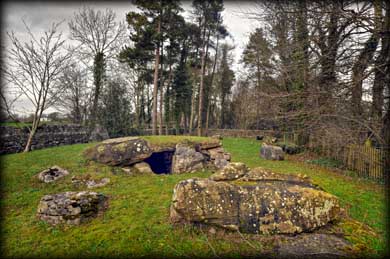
left=0, top=124, right=89, bottom=155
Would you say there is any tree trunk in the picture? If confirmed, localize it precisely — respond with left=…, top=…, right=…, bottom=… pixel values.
left=206, top=97, right=211, bottom=135
left=189, top=80, right=197, bottom=134
left=317, top=3, right=340, bottom=109
left=372, top=1, right=390, bottom=121
left=90, top=52, right=104, bottom=130
left=351, top=2, right=381, bottom=117
left=165, top=63, right=173, bottom=135
left=159, top=41, right=164, bottom=135
left=24, top=127, right=36, bottom=152
left=152, top=18, right=161, bottom=135
left=207, top=34, right=219, bottom=133
left=197, top=28, right=210, bottom=136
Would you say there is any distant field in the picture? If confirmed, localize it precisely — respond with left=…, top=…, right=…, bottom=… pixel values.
left=0, top=137, right=385, bottom=258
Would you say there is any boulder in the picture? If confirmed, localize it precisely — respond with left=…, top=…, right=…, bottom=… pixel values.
left=84, top=136, right=230, bottom=174
left=84, top=137, right=153, bottom=166
left=209, top=162, right=249, bottom=181
left=260, top=143, right=285, bottom=160
left=89, top=124, right=109, bottom=142
left=171, top=143, right=205, bottom=174
left=214, top=158, right=229, bottom=170
left=133, top=162, right=154, bottom=174
left=276, top=143, right=303, bottom=155
left=241, top=167, right=315, bottom=187
left=207, top=147, right=231, bottom=170
left=37, top=191, right=107, bottom=225
left=170, top=165, right=341, bottom=234
left=275, top=233, right=351, bottom=258
left=37, top=166, right=69, bottom=183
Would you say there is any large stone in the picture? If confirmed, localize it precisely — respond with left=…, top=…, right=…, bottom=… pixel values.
left=133, top=162, right=154, bottom=174
left=241, top=167, right=315, bottom=187
left=83, top=137, right=227, bottom=174
left=275, top=233, right=351, bottom=258
left=260, top=143, right=285, bottom=160
left=171, top=144, right=205, bottom=174
left=170, top=166, right=341, bottom=234
left=37, top=191, right=107, bottom=225
left=207, top=147, right=231, bottom=170
left=209, top=162, right=248, bottom=181
left=84, top=137, right=153, bottom=166
left=37, top=166, right=69, bottom=183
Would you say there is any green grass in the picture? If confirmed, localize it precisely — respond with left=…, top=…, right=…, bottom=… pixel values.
left=0, top=137, right=386, bottom=257
left=0, top=122, right=32, bottom=128
left=308, top=157, right=344, bottom=169
left=0, top=121, right=68, bottom=128
left=142, top=135, right=219, bottom=148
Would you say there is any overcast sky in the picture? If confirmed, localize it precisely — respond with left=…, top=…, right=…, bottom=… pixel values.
left=3, top=1, right=261, bottom=115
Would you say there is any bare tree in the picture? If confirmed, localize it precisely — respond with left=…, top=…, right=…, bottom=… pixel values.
left=68, top=6, right=126, bottom=130
left=55, top=62, right=90, bottom=124
left=3, top=21, right=72, bottom=152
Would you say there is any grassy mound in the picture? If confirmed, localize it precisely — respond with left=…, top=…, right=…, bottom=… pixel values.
left=0, top=137, right=385, bottom=258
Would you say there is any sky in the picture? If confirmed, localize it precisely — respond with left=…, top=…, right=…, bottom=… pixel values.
left=2, top=1, right=261, bottom=115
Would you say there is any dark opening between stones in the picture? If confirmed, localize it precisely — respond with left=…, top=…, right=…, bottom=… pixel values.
left=49, top=169, right=59, bottom=175
left=144, top=150, right=175, bottom=174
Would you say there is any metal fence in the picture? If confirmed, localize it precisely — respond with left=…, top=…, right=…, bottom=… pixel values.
left=317, top=143, right=386, bottom=181
left=282, top=132, right=386, bottom=182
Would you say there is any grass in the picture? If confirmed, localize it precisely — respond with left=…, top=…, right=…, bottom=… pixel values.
left=308, top=157, right=344, bottom=169
left=0, top=121, right=68, bottom=128
left=0, top=122, right=33, bottom=128
left=142, top=135, right=220, bottom=149
left=0, top=137, right=386, bottom=258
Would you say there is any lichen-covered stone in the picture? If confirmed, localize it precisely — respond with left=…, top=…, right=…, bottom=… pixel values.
left=260, top=143, right=285, bottom=160
left=132, top=162, right=154, bottom=174
left=241, top=167, right=314, bottom=187
left=171, top=144, right=205, bottom=174
left=170, top=165, right=341, bottom=234
left=37, top=191, right=107, bottom=225
left=37, top=166, right=69, bottom=183
left=207, top=147, right=231, bottom=170
left=170, top=178, right=240, bottom=230
left=84, top=137, right=153, bottom=166
left=209, top=162, right=248, bottom=181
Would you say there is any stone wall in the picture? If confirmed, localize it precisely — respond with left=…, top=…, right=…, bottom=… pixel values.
left=0, top=124, right=89, bottom=155
left=140, top=128, right=278, bottom=138
left=206, top=129, right=278, bottom=138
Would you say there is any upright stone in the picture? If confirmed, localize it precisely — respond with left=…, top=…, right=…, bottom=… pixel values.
left=260, top=143, right=285, bottom=160
left=171, top=143, right=205, bottom=174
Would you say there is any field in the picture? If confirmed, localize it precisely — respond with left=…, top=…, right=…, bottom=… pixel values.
left=0, top=137, right=386, bottom=258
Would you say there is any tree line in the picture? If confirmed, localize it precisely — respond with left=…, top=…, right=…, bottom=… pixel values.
left=232, top=0, right=389, bottom=151
left=2, top=0, right=390, bottom=155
